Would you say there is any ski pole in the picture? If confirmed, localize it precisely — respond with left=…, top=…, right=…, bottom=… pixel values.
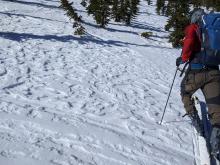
left=159, top=67, right=178, bottom=125
left=179, top=62, right=189, bottom=77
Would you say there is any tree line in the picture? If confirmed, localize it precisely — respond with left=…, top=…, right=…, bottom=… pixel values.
left=60, top=0, right=147, bottom=34
left=156, top=0, right=220, bottom=47
left=60, top=0, right=220, bottom=47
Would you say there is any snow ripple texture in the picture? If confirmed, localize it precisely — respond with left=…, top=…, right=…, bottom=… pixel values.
left=0, top=0, right=199, bottom=165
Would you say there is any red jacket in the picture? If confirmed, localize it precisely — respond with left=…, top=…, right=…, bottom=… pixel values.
left=182, top=23, right=201, bottom=62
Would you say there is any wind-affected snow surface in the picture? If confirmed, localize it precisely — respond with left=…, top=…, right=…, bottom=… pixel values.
left=0, top=0, right=202, bottom=165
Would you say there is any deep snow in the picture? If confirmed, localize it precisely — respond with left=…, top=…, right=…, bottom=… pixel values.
left=0, top=0, right=205, bottom=165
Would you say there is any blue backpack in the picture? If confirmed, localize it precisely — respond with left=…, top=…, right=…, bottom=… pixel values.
left=200, top=13, right=220, bottom=66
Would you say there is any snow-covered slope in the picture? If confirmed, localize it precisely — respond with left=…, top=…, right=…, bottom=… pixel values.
left=0, top=0, right=202, bottom=164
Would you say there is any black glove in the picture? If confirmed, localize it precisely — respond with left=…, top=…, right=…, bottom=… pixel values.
left=176, top=57, right=183, bottom=67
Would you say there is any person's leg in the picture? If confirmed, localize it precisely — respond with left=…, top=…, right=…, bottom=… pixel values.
left=202, top=74, right=220, bottom=126
left=181, top=72, right=200, bottom=115
left=210, top=127, right=220, bottom=157
left=181, top=71, right=202, bottom=133
left=202, top=70, right=220, bottom=156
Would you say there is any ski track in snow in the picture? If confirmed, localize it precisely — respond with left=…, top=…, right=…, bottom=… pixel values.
left=0, top=0, right=201, bottom=165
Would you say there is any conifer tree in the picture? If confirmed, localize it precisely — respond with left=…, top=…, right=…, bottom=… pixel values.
left=145, top=0, right=152, bottom=5
left=165, top=0, right=190, bottom=47
left=60, top=0, right=81, bottom=22
left=112, top=0, right=121, bottom=22
left=87, top=0, right=111, bottom=27
left=60, top=0, right=85, bottom=35
left=85, top=0, right=141, bottom=26
left=216, top=1, right=220, bottom=11
left=190, top=0, right=203, bottom=7
left=111, top=0, right=126, bottom=23
left=111, top=0, right=140, bottom=25
left=131, top=0, right=140, bottom=17
left=123, top=0, right=140, bottom=25
left=124, top=0, right=132, bottom=25
left=165, top=0, right=174, bottom=17
left=81, top=0, right=88, bottom=7
left=160, top=0, right=220, bottom=47
left=156, top=0, right=165, bottom=15
left=205, top=0, right=220, bottom=11
left=118, top=0, right=127, bottom=23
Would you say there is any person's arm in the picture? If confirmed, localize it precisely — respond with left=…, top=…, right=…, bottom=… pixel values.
left=181, top=25, right=197, bottom=62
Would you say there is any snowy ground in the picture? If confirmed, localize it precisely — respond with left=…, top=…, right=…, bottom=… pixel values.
left=0, top=0, right=204, bottom=165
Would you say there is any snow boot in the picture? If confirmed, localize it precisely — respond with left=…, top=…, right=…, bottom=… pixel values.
left=210, top=127, right=220, bottom=159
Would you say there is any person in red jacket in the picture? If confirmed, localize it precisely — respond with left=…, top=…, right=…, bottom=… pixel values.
left=181, top=24, right=201, bottom=62
left=176, top=9, right=220, bottom=157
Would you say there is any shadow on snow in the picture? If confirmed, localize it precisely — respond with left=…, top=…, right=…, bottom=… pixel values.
left=109, top=21, right=166, bottom=33
left=0, top=11, right=67, bottom=23
left=2, top=0, right=59, bottom=9
left=0, top=31, right=172, bottom=49
left=82, top=21, right=139, bottom=35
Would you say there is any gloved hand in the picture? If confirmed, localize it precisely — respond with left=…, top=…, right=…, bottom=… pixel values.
left=176, top=57, right=183, bottom=67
